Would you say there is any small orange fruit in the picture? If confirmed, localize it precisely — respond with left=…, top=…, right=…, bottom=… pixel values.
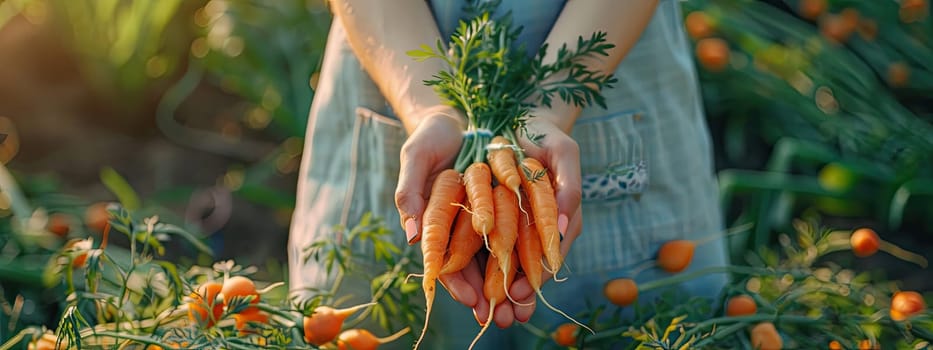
left=188, top=281, right=224, bottom=328
left=603, top=278, right=638, bottom=307
left=857, top=19, right=878, bottom=41
left=820, top=14, right=855, bottom=44
left=799, top=0, right=828, bottom=20
left=829, top=340, right=843, bottom=350
left=858, top=339, right=880, bottom=350
left=84, top=202, right=112, bottom=233
left=221, top=276, right=260, bottom=314
left=891, top=290, right=926, bottom=321
left=900, top=0, right=928, bottom=23
left=850, top=228, right=881, bottom=257
left=695, top=38, right=730, bottom=72
left=725, top=295, right=758, bottom=316
left=552, top=323, right=579, bottom=347
left=749, top=322, right=782, bottom=350
left=887, top=62, right=910, bottom=88
left=685, top=11, right=715, bottom=40
left=47, top=213, right=72, bottom=238
left=657, top=240, right=696, bottom=273
left=234, top=308, right=269, bottom=335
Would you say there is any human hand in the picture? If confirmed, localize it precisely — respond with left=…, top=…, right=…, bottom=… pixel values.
left=394, top=108, right=465, bottom=244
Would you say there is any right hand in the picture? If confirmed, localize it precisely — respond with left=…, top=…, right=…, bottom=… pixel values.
left=395, top=108, right=487, bottom=309
left=394, top=108, right=464, bottom=245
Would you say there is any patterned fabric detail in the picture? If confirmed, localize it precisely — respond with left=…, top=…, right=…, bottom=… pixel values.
left=581, top=160, right=648, bottom=200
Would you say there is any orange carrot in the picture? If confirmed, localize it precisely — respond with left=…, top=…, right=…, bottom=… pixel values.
left=488, top=185, right=520, bottom=301
left=518, top=157, right=562, bottom=274
left=487, top=136, right=522, bottom=194
left=470, top=251, right=519, bottom=350
left=414, top=169, right=465, bottom=350
left=464, top=162, right=495, bottom=240
left=335, top=327, right=410, bottom=350
left=303, top=302, right=375, bottom=346
left=487, top=136, right=525, bottom=215
left=516, top=206, right=592, bottom=334
left=439, top=208, right=484, bottom=275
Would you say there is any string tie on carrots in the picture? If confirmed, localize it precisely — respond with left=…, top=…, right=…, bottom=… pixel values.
left=462, top=128, right=494, bottom=138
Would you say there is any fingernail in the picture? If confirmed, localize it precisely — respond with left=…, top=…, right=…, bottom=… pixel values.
left=405, top=218, right=418, bottom=244
left=557, top=214, right=568, bottom=239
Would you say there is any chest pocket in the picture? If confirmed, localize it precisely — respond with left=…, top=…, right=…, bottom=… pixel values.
left=572, top=110, right=648, bottom=202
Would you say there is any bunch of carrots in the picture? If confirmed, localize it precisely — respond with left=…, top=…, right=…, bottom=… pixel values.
left=406, top=2, right=616, bottom=349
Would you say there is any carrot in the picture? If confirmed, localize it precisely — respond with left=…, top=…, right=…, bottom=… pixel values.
left=518, top=157, right=562, bottom=274
left=414, top=169, right=465, bottom=350
left=487, top=136, right=522, bottom=196
left=516, top=205, right=592, bottom=333
left=439, top=208, right=484, bottom=275
left=487, top=185, right=521, bottom=302
left=470, top=251, right=519, bottom=350
left=487, top=136, right=527, bottom=220
left=464, top=162, right=495, bottom=242
left=335, top=327, right=410, bottom=350
left=303, top=302, right=376, bottom=346
left=656, top=240, right=696, bottom=273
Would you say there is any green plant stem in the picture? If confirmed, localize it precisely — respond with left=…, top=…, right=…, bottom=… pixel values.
left=346, top=256, right=413, bottom=328
left=82, top=330, right=167, bottom=348
left=637, top=265, right=809, bottom=293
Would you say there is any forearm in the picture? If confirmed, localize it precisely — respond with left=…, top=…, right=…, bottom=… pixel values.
left=329, top=0, right=462, bottom=133
left=533, top=0, right=659, bottom=132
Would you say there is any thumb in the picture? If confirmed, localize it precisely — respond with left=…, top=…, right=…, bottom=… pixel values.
left=395, top=145, right=429, bottom=244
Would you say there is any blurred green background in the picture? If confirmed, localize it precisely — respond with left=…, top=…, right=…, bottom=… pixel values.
left=0, top=0, right=931, bottom=341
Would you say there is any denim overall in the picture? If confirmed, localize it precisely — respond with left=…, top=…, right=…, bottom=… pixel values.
left=288, top=1, right=729, bottom=348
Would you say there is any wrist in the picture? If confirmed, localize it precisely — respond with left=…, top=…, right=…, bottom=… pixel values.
left=528, top=104, right=580, bottom=134
left=404, top=104, right=467, bottom=134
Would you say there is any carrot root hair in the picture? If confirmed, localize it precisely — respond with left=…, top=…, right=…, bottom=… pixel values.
left=541, top=260, right=568, bottom=283
left=503, top=258, right=533, bottom=307
left=404, top=273, right=424, bottom=284
left=413, top=295, right=433, bottom=350
left=468, top=299, right=497, bottom=350
left=536, top=289, right=594, bottom=335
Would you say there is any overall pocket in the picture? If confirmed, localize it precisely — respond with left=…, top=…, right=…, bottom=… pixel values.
left=342, top=106, right=408, bottom=248
left=572, top=110, right=649, bottom=202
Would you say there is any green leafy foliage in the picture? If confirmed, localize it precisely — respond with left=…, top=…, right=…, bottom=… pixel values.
left=408, top=0, right=616, bottom=171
